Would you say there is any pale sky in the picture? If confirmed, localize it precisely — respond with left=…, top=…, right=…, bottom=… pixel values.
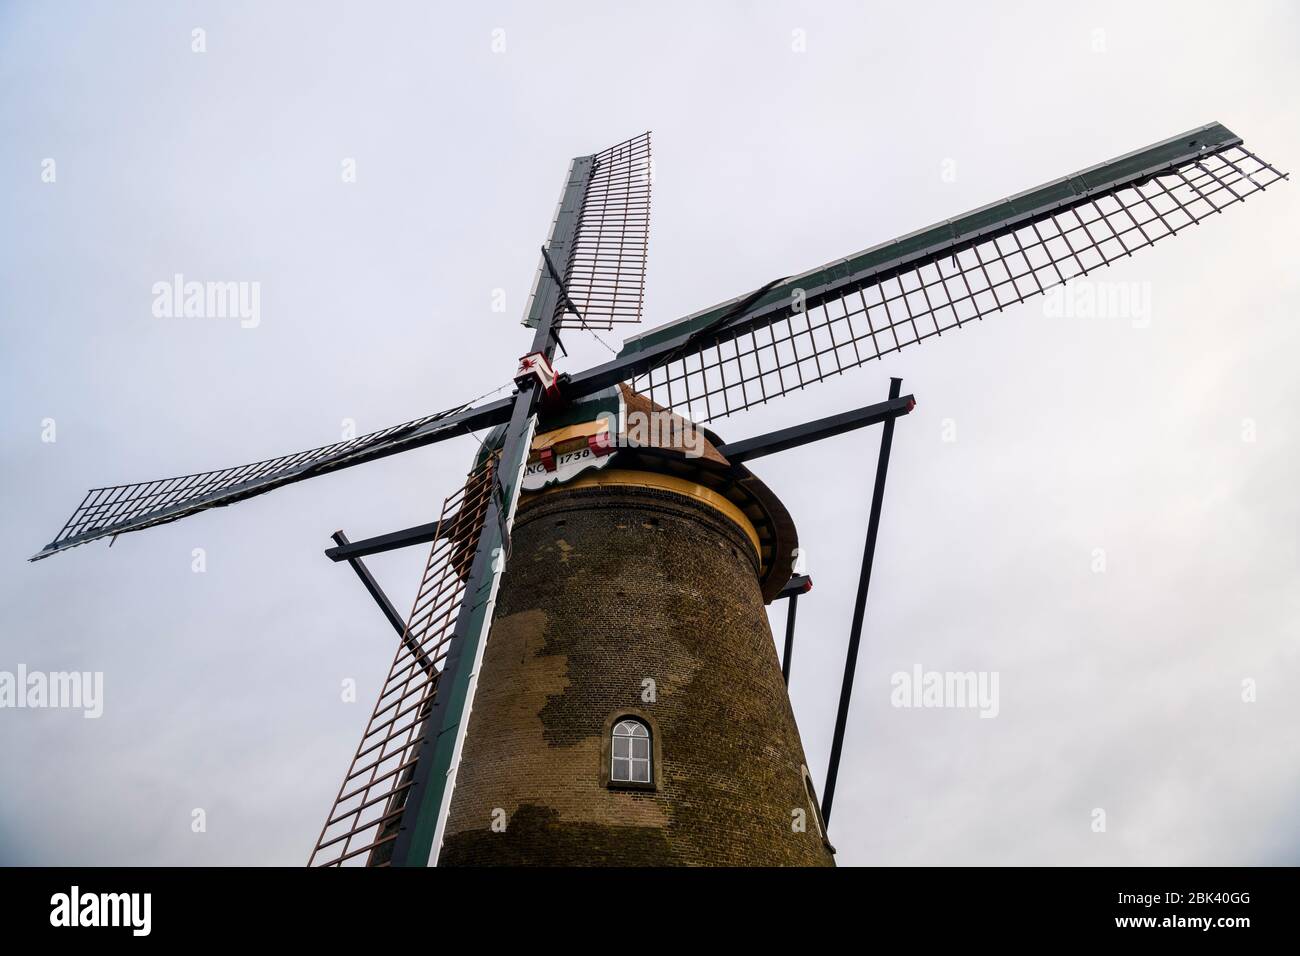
left=2, top=0, right=1298, bottom=865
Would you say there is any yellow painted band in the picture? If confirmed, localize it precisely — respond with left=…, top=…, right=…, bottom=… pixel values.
left=526, top=468, right=760, bottom=555
left=531, top=420, right=608, bottom=451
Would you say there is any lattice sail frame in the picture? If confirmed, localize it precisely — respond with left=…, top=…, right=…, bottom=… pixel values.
left=309, top=461, right=495, bottom=867
left=556, top=131, right=652, bottom=330
left=630, top=142, right=1286, bottom=423
left=30, top=403, right=480, bottom=560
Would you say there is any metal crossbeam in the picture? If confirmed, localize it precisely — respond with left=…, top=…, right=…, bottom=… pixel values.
left=324, top=394, right=917, bottom=565
left=325, top=522, right=442, bottom=563
left=777, top=573, right=813, bottom=599
left=717, top=395, right=915, bottom=462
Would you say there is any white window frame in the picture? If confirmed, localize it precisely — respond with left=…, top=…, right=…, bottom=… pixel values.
left=610, top=718, right=651, bottom=784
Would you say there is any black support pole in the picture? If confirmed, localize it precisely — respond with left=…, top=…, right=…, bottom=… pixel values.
left=822, top=377, right=904, bottom=828
left=782, top=592, right=799, bottom=686
left=776, top=574, right=810, bottom=684
left=331, top=531, right=407, bottom=638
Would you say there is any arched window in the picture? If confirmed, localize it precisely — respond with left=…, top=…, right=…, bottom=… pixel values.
left=611, top=718, right=651, bottom=783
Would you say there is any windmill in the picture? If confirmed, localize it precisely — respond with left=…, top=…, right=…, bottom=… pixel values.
left=31, top=124, right=1285, bottom=866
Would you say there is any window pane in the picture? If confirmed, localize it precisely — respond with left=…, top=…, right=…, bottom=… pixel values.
left=612, top=759, right=630, bottom=781
left=613, top=738, right=630, bottom=758
left=632, top=760, right=650, bottom=783
left=631, top=737, right=648, bottom=758
left=630, top=723, right=648, bottom=737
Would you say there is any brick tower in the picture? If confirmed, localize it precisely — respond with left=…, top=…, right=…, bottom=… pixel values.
left=438, top=387, right=834, bottom=866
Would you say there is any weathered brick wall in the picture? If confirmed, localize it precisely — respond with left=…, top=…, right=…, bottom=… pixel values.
left=439, top=480, right=834, bottom=866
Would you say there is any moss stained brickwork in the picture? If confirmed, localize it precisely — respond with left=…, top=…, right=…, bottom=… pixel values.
left=439, top=478, right=834, bottom=867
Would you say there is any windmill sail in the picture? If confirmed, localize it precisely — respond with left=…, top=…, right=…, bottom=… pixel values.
left=593, top=122, right=1285, bottom=423
left=30, top=396, right=515, bottom=561
left=309, top=461, right=495, bottom=866
left=525, top=131, right=652, bottom=332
